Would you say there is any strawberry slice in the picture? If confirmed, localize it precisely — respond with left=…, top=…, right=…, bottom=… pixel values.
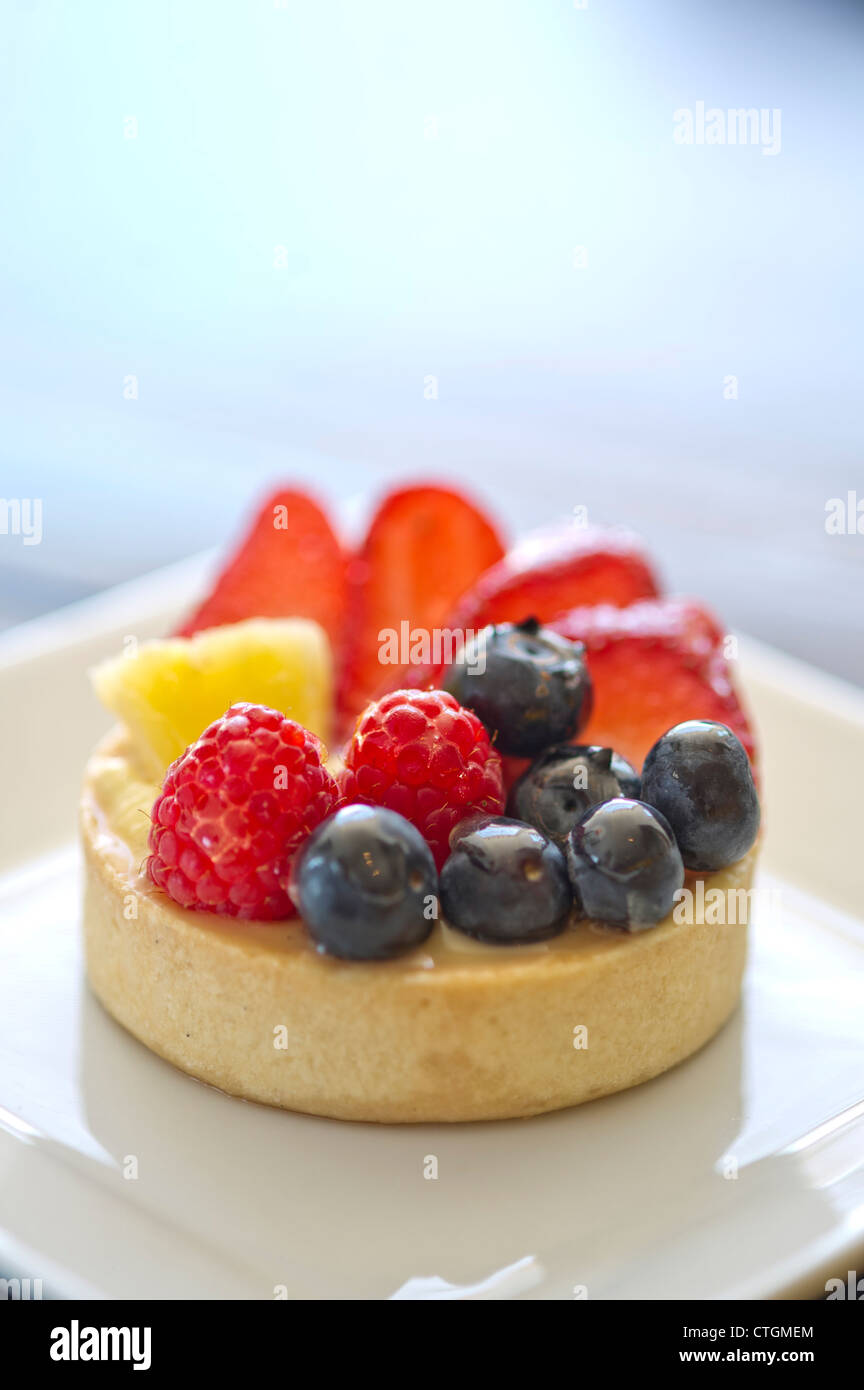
left=446, top=522, right=661, bottom=633
left=338, top=484, right=506, bottom=731
left=175, top=488, right=346, bottom=646
left=551, top=599, right=756, bottom=771
left=396, top=522, right=662, bottom=694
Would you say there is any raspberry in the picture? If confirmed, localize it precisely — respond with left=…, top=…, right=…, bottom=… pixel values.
left=147, top=702, right=341, bottom=920
left=340, top=689, right=505, bottom=869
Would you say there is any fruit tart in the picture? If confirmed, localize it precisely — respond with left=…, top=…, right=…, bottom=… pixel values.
left=81, top=484, right=760, bottom=1122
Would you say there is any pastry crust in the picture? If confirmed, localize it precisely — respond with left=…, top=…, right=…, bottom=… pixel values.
left=81, top=731, right=753, bottom=1123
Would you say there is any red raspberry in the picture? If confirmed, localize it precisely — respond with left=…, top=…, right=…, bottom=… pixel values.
left=147, top=702, right=341, bottom=920
left=341, top=689, right=504, bottom=869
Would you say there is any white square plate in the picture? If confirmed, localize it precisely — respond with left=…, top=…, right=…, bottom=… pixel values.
left=1, top=558, right=863, bottom=1300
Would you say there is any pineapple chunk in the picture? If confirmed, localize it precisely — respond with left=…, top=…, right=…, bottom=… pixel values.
left=91, top=618, right=332, bottom=779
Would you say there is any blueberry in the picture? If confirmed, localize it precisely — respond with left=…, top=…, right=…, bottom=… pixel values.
left=566, top=798, right=684, bottom=930
left=293, top=805, right=437, bottom=959
left=640, top=720, right=760, bottom=872
left=440, top=815, right=573, bottom=944
left=442, top=618, right=593, bottom=757
left=508, top=743, right=640, bottom=849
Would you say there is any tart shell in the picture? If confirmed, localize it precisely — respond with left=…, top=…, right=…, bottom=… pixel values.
left=81, top=733, right=754, bottom=1124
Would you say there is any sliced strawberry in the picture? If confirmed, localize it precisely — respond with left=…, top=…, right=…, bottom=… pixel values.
left=395, top=522, right=661, bottom=695
left=551, top=599, right=756, bottom=771
left=338, top=484, right=506, bottom=732
left=175, top=488, right=346, bottom=646
left=446, top=522, right=661, bottom=633
left=554, top=597, right=726, bottom=659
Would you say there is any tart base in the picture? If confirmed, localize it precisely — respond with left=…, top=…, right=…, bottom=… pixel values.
left=81, top=735, right=754, bottom=1123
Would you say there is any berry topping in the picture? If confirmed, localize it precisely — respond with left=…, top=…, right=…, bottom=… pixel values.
left=445, top=522, right=660, bottom=633
left=551, top=598, right=756, bottom=770
left=508, top=743, right=641, bottom=848
left=340, top=689, right=505, bottom=869
left=147, top=703, right=341, bottom=920
left=640, top=719, right=760, bottom=872
left=440, top=815, right=572, bottom=944
left=338, top=484, right=505, bottom=729
left=442, top=618, right=593, bottom=758
left=566, top=798, right=685, bottom=931
left=176, top=489, right=346, bottom=648
left=293, top=805, right=437, bottom=960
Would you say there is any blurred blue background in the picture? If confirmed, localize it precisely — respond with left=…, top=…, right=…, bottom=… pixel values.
left=1, top=0, right=862, bottom=679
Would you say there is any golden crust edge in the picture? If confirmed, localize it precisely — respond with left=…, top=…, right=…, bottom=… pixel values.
left=80, top=745, right=754, bottom=1123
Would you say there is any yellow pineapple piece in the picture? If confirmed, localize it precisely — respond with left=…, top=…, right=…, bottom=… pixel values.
left=91, top=618, right=332, bottom=779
